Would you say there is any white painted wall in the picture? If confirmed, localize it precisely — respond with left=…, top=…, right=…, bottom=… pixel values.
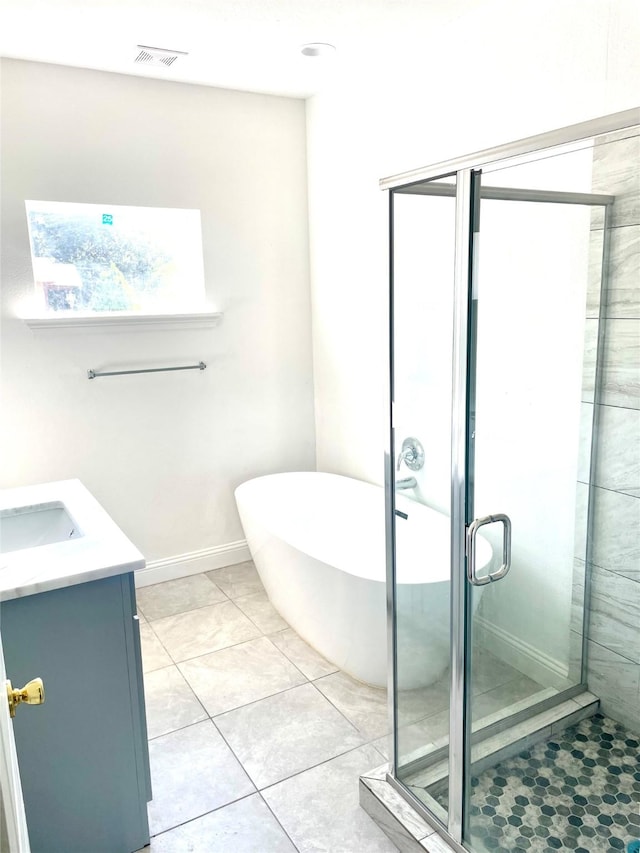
left=306, top=0, right=640, bottom=675
left=0, top=59, right=315, bottom=566
left=308, top=0, right=639, bottom=481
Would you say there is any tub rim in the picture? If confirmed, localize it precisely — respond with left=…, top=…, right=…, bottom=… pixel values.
left=235, top=470, right=492, bottom=585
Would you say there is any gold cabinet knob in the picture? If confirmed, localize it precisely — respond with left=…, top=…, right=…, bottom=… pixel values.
left=6, top=678, right=45, bottom=718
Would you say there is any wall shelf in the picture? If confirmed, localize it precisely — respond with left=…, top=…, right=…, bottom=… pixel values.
left=21, top=311, right=223, bottom=331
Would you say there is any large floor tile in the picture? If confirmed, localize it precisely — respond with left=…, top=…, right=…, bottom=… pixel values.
left=144, top=665, right=207, bottom=740
left=270, top=628, right=339, bottom=680
left=397, top=675, right=450, bottom=729
left=145, top=794, right=297, bottom=852
left=263, top=744, right=396, bottom=853
left=179, top=636, right=306, bottom=716
left=147, top=720, right=255, bottom=836
left=151, top=599, right=261, bottom=662
left=139, top=621, right=172, bottom=673
left=397, top=707, right=450, bottom=761
left=206, top=561, right=264, bottom=599
left=137, top=574, right=227, bottom=621
left=234, top=591, right=289, bottom=634
left=214, top=682, right=365, bottom=789
left=472, top=674, right=544, bottom=721
left=314, top=670, right=389, bottom=740
left=471, top=647, right=525, bottom=695
left=371, top=734, right=392, bottom=760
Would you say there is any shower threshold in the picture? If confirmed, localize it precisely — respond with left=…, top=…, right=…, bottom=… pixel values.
left=360, top=691, right=602, bottom=852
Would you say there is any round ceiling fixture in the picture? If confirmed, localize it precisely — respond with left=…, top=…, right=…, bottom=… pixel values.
left=300, top=43, right=336, bottom=57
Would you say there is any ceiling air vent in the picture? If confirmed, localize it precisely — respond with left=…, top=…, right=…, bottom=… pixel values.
left=134, top=45, right=188, bottom=68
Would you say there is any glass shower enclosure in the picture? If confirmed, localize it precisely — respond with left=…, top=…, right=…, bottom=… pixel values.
left=383, top=108, right=640, bottom=852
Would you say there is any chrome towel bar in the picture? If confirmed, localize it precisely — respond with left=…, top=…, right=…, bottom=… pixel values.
left=87, top=362, right=206, bottom=379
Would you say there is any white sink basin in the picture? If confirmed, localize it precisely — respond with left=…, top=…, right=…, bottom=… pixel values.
left=0, top=502, right=83, bottom=554
left=0, top=480, right=144, bottom=602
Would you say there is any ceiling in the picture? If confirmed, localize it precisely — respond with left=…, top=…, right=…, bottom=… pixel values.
left=0, top=0, right=482, bottom=98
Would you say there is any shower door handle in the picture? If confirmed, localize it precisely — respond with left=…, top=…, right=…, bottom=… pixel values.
left=466, top=513, right=512, bottom=586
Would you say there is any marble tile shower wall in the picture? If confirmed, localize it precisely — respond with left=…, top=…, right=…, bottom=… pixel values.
left=579, top=128, right=640, bottom=734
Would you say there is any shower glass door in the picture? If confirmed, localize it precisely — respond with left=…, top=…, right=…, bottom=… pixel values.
left=463, top=142, right=612, bottom=849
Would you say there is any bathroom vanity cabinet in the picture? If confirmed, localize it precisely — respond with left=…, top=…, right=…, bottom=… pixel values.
left=0, top=572, right=151, bottom=853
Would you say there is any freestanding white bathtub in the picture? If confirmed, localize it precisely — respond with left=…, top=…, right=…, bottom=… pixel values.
left=235, top=472, right=492, bottom=689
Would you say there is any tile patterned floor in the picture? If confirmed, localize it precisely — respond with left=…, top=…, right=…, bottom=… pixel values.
left=134, top=562, right=587, bottom=852
left=135, top=562, right=396, bottom=852
left=434, top=714, right=640, bottom=853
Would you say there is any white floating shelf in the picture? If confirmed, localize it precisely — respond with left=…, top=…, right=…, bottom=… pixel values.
left=22, top=311, right=223, bottom=331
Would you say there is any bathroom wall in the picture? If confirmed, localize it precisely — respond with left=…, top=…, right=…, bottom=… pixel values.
left=306, top=0, right=639, bottom=682
left=307, top=0, right=639, bottom=483
left=579, top=128, right=640, bottom=732
left=0, top=59, right=316, bottom=573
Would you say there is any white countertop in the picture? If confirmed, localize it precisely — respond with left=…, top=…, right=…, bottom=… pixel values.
left=0, top=479, right=145, bottom=601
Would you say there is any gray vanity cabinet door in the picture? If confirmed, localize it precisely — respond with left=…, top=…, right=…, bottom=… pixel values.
left=0, top=573, right=151, bottom=853
left=122, top=571, right=152, bottom=802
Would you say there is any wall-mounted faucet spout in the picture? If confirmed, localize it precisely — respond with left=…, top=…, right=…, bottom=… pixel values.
left=396, top=476, right=417, bottom=490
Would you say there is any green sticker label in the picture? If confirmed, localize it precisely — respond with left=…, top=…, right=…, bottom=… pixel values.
left=102, top=213, right=113, bottom=225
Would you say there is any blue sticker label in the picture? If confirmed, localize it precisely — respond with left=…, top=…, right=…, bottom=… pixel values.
left=102, top=213, right=113, bottom=225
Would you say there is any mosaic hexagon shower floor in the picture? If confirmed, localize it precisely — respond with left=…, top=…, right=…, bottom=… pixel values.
left=439, top=714, right=640, bottom=853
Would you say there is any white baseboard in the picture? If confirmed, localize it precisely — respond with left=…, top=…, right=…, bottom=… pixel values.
left=474, top=615, right=570, bottom=690
left=134, top=540, right=251, bottom=588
